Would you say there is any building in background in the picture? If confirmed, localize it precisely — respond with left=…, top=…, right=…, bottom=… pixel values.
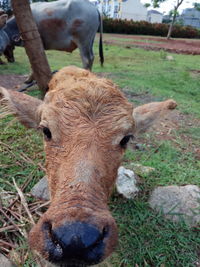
left=91, top=0, right=119, bottom=19
left=147, top=10, right=163, bottom=23
left=91, top=0, right=148, bottom=21
left=120, top=0, right=147, bottom=21
left=180, top=8, right=200, bottom=28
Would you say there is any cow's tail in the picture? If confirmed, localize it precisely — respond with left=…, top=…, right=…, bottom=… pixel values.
left=98, top=11, right=104, bottom=67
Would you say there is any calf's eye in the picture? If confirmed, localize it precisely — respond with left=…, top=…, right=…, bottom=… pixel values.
left=120, top=135, right=133, bottom=149
left=43, top=127, right=52, bottom=140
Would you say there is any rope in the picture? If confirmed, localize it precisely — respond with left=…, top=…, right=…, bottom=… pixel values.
left=19, top=28, right=41, bottom=41
left=21, top=36, right=41, bottom=42
left=19, top=29, right=39, bottom=34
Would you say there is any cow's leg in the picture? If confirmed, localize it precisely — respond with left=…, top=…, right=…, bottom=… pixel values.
left=4, top=45, right=15, bottom=63
left=78, top=38, right=95, bottom=70
left=79, top=46, right=94, bottom=70
left=25, top=72, right=35, bottom=84
left=25, top=70, right=56, bottom=85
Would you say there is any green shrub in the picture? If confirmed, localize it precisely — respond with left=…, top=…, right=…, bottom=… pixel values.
left=103, top=18, right=200, bottom=39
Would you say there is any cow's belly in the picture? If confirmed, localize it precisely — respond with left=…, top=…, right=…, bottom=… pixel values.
left=42, top=36, right=77, bottom=52
left=45, top=40, right=77, bottom=52
left=37, top=18, right=77, bottom=52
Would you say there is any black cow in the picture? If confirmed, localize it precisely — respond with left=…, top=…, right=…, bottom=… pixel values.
left=0, top=13, right=15, bottom=64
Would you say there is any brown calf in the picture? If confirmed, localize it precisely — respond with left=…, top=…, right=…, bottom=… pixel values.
left=0, top=66, right=176, bottom=267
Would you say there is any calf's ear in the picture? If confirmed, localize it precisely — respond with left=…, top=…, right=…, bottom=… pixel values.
left=133, top=99, right=177, bottom=133
left=0, top=86, right=43, bottom=128
left=0, top=14, right=8, bottom=28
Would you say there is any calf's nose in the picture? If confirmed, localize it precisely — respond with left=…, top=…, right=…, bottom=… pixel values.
left=43, top=221, right=108, bottom=265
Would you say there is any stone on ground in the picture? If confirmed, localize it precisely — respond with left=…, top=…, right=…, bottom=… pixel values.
left=0, top=254, right=16, bottom=267
left=149, top=185, right=200, bottom=226
left=166, top=55, right=174, bottom=61
left=116, top=166, right=139, bottom=199
left=30, top=176, right=50, bottom=200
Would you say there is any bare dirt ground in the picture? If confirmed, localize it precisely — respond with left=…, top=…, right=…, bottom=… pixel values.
left=103, top=34, right=200, bottom=55
left=0, top=74, right=27, bottom=90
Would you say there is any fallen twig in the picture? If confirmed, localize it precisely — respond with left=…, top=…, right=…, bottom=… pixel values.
left=12, top=178, right=35, bottom=226
left=0, top=239, right=16, bottom=249
left=0, top=207, right=25, bottom=236
left=29, top=201, right=50, bottom=213
left=20, top=151, right=46, bottom=172
left=0, top=225, right=16, bottom=232
left=0, top=141, right=45, bottom=171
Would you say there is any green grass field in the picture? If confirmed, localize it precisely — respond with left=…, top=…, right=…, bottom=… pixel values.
left=0, top=37, right=200, bottom=266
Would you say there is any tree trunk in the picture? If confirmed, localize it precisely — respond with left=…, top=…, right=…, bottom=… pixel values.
left=167, top=0, right=184, bottom=40
left=167, top=12, right=177, bottom=40
left=11, top=0, right=52, bottom=98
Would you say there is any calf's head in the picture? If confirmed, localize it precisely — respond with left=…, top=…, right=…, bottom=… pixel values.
left=0, top=13, right=7, bottom=28
left=0, top=66, right=176, bottom=266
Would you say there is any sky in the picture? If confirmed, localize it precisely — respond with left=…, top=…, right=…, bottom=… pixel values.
left=140, top=0, right=200, bottom=15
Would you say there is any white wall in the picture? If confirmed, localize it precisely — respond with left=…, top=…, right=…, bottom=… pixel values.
left=147, top=13, right=163, bottom=23
left=121, top=0, right=147, bottom=21
left=91, top=0, right=148, bottom=21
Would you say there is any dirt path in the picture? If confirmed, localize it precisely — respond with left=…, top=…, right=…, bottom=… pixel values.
left=103, top=34, right=200, bottom=55
left=0, top=74, right=27, bottom=90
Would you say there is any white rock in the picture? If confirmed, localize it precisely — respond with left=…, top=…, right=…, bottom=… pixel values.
left=166, top=55, right=174, bottom=61
left=0, top=254, right=16, bottom=267
left=31, top=176, right=50, bottom=201
left=149, top=185, right=200, bottom=226
left=116, top=166, right=139, bottom=199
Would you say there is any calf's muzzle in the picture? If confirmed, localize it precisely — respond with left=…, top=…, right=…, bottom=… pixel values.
left=42, top=221, right=108, bottom=266
left=29, top=206, right=118, bottom=266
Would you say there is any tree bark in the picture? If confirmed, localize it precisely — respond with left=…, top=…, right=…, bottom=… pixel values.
left=11, top=0, right=52, bottom=97
left=167, top=11, right=177, bottom=40
left=166, top=0, right=184, bottom=40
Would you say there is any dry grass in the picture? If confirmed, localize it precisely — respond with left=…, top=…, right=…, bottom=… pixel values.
left=0, top=173, right=50, bottom=266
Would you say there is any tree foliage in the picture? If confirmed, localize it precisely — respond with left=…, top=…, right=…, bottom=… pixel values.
left=151, top=0, right=166, bottom=8
left=193, top=2, right=200, bottom=11
left=144, top=3, right=151, bottom=8
left=0, top=0, right=11, bottom=13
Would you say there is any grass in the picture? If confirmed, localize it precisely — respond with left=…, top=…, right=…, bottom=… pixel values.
left=124, top=141, right=200, bottom=188
left=110, top=198, right=200, bottom=267
left=0, top=35, right=200, bottom=266
left=0, top=117, right=44, bottom=192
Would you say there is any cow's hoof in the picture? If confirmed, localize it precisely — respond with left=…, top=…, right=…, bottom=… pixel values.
left=24, top=78, right=34, bottom=84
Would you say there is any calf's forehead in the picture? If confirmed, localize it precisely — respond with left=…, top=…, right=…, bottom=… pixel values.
left=40, top=67, right=134, bottom=133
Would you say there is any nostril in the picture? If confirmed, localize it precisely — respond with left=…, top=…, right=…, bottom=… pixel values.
left=90, top=225, right=109, bottom=249
left=42, top=221, right=63, bottom=262
left=43, top=221, right=52, bottom=232
left=102, top=225, right=109, bottom=238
